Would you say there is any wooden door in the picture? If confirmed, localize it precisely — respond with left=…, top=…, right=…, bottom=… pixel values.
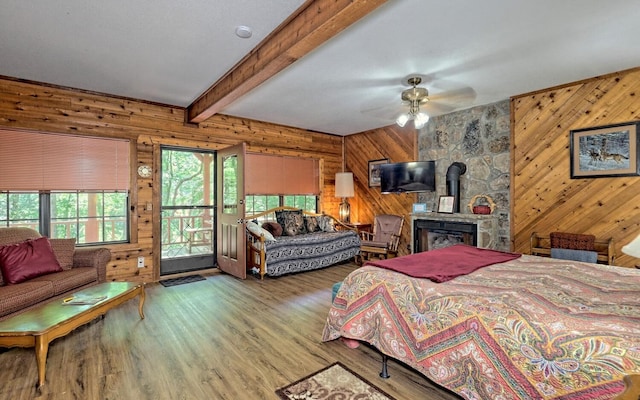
left=216, top=143, right=246, bottom=279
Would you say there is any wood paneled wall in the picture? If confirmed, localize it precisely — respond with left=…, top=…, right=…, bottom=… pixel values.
left=0, top=77, right=344, bottom=282
left=511, top=67, right=640, bottom=267
left=345, top=125, right=417, bottom=256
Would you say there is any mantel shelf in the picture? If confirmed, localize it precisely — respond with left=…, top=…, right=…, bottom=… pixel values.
left=410, top=212, right=497, bottom=222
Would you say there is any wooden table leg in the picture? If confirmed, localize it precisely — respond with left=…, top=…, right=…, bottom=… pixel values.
left=34, top=334, right=50, bottom=389
left=138, top=285, right=146, bottom=319
left=614, top=374, right=640, bottom=399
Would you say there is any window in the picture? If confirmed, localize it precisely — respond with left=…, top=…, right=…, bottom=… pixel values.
left=0, top=130, right=131, bottom=245
left=0, top=191, right=128, bottom=245
left=245, top=195, right=317, bottom=215
left=283, top=195, right=317, bottom=211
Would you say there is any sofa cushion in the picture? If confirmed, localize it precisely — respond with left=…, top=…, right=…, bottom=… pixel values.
left=50, top=238, right=76, bottom=270
left=0, top=280, right=54, bottom=318
left=0, top=227, right=41, bottom=245
left=0, top=237, right=63, bottom=284
left=30, top=267, right=98, bottom=295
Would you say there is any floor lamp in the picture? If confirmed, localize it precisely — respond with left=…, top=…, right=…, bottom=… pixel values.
left=622, top=233, right=640, bottom=267
left=335, top=172, right=354, bottom=223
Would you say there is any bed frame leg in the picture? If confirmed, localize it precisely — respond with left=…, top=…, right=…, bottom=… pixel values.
left=380, top=354, right=390, bottom=379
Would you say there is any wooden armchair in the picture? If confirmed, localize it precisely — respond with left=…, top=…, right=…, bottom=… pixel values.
left=358, top=214, right=404, bottom=264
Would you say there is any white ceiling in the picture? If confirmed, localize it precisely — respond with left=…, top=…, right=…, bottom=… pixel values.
left=1, top=0, right=640, bottom=136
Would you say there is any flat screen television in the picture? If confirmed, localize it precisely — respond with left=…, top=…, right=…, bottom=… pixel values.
left=379, top=161, right=436, bottom=194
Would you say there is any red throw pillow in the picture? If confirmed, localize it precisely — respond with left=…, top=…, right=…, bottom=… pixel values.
left=0, top=237, right=63, bottom=284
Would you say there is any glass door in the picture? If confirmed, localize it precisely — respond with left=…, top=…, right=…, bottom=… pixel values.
left=160, top=147, right=215, bottom=275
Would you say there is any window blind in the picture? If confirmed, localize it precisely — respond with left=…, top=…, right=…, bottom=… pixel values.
left=0, top=130, right=130, bottom=191
left=245, top=153, right=319, bottom=195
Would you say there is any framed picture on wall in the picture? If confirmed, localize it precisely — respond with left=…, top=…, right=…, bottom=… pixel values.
left=368, top=158, right=389, bottom=187
left=570, top=121, right=640, bottom=178
left=437, top=196, right=455, bottom=213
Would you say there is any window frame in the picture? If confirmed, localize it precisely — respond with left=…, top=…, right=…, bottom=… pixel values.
left=245, top=194, right=318, bottom=215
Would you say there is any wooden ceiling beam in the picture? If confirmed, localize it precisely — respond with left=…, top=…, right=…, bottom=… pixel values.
left=187, top=0, right=388, bottom=124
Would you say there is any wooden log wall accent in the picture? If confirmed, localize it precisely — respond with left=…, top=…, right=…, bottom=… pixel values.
left=511, top=67, right=640, bottom=268
left=0, top=77, right=344, bottom=282
left=345, top=124, right=417, bottom=257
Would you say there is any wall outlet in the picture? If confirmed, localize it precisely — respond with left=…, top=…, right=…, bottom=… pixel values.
left=137, top=256, right=145, bottom=268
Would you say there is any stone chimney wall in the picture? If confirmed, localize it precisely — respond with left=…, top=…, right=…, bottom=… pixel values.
left=417, top=100, right=511, bottom=251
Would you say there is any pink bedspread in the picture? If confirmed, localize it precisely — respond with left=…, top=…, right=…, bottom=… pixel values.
left=364, top=244, right=521, bottom=282
left=323, top=255, right=640, bottom=399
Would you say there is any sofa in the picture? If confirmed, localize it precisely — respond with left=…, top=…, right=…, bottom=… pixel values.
left=0, top=227, right=111, bottom=321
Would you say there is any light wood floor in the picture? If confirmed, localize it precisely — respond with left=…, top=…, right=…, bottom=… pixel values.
left=0, top=262, right=460, bottom=400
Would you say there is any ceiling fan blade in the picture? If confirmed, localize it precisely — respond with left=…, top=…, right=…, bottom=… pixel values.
left=427, top=87, right=477, bottom=107
left=422, top=101, right=457, bottom=115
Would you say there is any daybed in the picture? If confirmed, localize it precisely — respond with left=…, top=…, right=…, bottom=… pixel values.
left=323, top=244, right=640, bottom=399
left=0, top=227, right=110, bottom=320
left=246, top=207, right=360, bottom=279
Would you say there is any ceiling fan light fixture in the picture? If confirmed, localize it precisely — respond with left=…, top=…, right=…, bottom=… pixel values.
left=395, top=75, right=431, bottom=129
left=396, top=113, right=410, bottom=127
left=414, top=112, right=429, bottom=129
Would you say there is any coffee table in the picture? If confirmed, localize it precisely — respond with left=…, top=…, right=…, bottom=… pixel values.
left=0, top=281, right=145, bottom=389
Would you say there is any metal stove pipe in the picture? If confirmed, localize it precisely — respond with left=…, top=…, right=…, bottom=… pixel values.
left=446, top=162, right=467, bottom=213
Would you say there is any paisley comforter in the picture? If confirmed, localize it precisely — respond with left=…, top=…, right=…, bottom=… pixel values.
left=322, top=255, right=640, bottom=399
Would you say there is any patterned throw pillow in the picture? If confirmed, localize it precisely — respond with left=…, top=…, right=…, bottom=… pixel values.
left=317, top=215, right=336, bottom=232
left=276, top=209, right=306, bottom=236
left=304, top=216, right=320, bottom=233
left=284, top=212, right=307, bottom=236
left=275, top=210, right=290, bottom=233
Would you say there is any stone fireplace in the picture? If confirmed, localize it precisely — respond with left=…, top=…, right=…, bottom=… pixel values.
left=412, top=213, right=498, bottom=253
left=417, top=100, right=511, bottom=251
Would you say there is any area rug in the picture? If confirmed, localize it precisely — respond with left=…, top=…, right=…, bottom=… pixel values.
left=275, top=362, right=396, bottom=400
left=159, top=274, right=206, bottom=287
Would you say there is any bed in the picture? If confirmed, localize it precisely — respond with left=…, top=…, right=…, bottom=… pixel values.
left=246, top=207, right=360, bottom=278
left=322, top=244, right=640, bottom=399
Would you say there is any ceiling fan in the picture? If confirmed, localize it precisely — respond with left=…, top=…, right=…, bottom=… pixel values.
left=396, top=76, right=430, bottom=129
left=361, top=74, right=476, bottom=129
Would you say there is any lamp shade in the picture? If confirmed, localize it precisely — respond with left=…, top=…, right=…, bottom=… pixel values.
left=622, top=233, right=640, bottom=258
left=335, top=172, right=354, bottom=198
